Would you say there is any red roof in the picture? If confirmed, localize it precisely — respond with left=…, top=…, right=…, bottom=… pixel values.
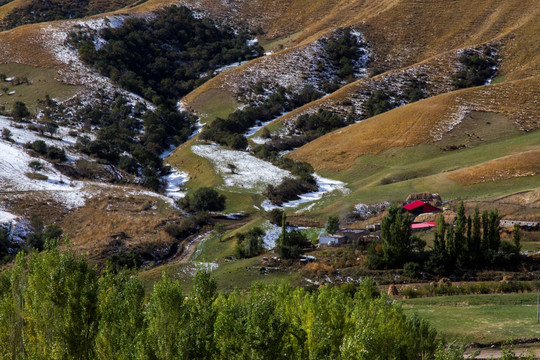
left=403, top=200, right=427, bottom=210
left=411, top=222, right=436, bottom=229
left=403, top=200, right=441, bottom=213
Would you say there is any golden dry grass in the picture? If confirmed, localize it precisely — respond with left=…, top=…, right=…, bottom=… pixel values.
left=289, top=75, right=540, bottom=171
left=447, top=150, right=540, bottom=185
left=60, top=190, right=177, bottom=261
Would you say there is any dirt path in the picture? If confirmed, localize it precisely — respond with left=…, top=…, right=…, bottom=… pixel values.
left=176, top=231, right=213, bottom=263
left=467, top=344, right=540, bottom=359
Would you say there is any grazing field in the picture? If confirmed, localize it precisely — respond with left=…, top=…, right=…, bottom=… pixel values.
left=0, top=63, right=80, bottom=113
left=401, top=293, right=540, bottom=344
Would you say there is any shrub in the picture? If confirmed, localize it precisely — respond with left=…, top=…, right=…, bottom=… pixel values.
left=12, top=101, right=30, bottom=120
left=235, top=227, right=265, bottom=258
left=191, top=187, right=226, bottom=212
left=403, top=262, right=422, bottom=278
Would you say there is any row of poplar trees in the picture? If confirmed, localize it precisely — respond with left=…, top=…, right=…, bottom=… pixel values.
left=369, top=202, right=520, bottom=274
left=0, top=247, right=469, bottom=360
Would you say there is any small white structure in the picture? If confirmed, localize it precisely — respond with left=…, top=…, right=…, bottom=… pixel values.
left=318, top=234, right=346, bottom=247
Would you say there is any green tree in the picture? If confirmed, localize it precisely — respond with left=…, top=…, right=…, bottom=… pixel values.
left=380, top=204, right=414, bottom=268
left=326, top=215, right=339, bottom=235
left=12, top=101, right=29, bottom=120
left=145, top=274, right=186, bottom=359
left=191, top=187, right=226, bottom=212
left=95, top=270, right=145, bottom=359
left=513, top=223, right=521, bottom=253
left=453, top=201, right=467, bottom=262
left=235, top=227, right=265, bottom=258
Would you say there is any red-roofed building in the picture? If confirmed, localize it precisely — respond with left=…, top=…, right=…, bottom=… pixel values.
left=411, top=222, right=436, bottom=230
left=403, top=200, right=441, bottom=216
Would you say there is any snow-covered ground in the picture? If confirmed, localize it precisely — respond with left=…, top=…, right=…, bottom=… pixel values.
left=0, top=140, right=87, bottom=208
left=0, top=210, right=16, bottom=224
left=164, top=169, right=189, bottom=199
left=261, top=174, right=348, bottom=211
left=191, top=144, right=291, bottom=191
left=0, top=116, right=81, bottom=160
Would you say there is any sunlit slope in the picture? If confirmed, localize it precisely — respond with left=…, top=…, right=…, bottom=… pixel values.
left=289, top=75, right=540, bottom=172
left=181, top=0, right=539, bottom=114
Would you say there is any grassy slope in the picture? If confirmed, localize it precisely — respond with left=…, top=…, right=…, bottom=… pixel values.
left=0, top=63, right=79, bottom=112
left=401, top=293, right=540, bottom=344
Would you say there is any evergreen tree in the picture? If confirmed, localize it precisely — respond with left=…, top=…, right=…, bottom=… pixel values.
left=513, top=224, right=521, bottom=253
left=326, top=216, right=339, bottom=235
left=488, top=209, right=501, bottom=251
left=471, top=206, right=482, bottom=261
left=481, top=210, right=490, bottom=251
left=453, top=201, right=466, bottom=262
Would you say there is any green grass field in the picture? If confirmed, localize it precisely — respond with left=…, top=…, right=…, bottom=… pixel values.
left=401, top=293, right=540, bottom=344
left=307, top=129, right=540, bottom=219
left=0, top=63, right=80, bottom=113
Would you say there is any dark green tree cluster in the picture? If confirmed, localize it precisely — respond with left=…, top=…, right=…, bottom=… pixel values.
left=252, top=109, right=350, bottom=157
left=25, top=140, right=67, bottom=162
left=0, top=0, right=137, bottom=30
left=235, top=227, right=265, bottom=258
left=72, top=6, right=263, bottom=108
left=0, top=247, right=451, bottom=359
left=74, top=95, right=195, bottom=191
left=367, top=204, right=425, bottom=269
left=186, top=187, right=226, bottom=212
left=324, top=28, right=364, bottom=81
left=276, top=216, right=311, bottom=259
left=425, top=204, right=513, bottom=275
left=12, top=101, right=30, bottom=120
left=453, top=48, right=497, bottom=89
left=201, top=85, right=322, bottom=150
left=364, top=90, right=396, bottom=118
left=264, top=177, right=317, bottom=206
left=369, top=202, right=522, bottom=275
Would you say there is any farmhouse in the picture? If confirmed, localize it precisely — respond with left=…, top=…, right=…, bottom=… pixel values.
left=500, top=220, right=539, bottom=230
left=318, top=234, right=346, bottom=247
left=403, top=200, right=441, bottom=216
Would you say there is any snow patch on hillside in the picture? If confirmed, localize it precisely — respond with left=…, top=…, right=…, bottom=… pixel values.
left=0, top=210, right=16, bottom=224
left=430, top=105, right=470, bottom=141
left=40, top=16, right=150, bottom=110
left=0, top=116, right=81, bottom=160
left=191, top=144, right=291, bottom=191
left=164, top=169, right=189, bottom=199
left=0, top=140, right=87, bottom=208
left=261, top=174, right=348, bottom=211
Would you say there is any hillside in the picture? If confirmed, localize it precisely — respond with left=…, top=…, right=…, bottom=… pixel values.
left=0, top=0, right=537, bottom=282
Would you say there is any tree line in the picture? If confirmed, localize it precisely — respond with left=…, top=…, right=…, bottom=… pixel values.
left=0, top=247, right=475, bottom=360
left=368, top=202, right=523, bottom=276
left=71, top=5, right=263, bottom=110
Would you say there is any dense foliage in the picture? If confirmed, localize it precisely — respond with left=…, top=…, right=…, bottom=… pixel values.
left=70, top=94, right=195, bottom=190
left=324, top=28, right=364, bottom=81
left=368, top=202, right=522, bottom=275
left=453, top=49, right=497, bottom=89
left=190, top=187, right=226, bottom=212
left=235, top=227, right=265, bottom=258
left=0, top=248, right=451, bottom=359
left=25, top=140, right=67, bottom=162
left=72, top=6, right=263, bottom=108
left=201, top=85, right=323, bottom=149
left=0, top=0, right=138, bottom=30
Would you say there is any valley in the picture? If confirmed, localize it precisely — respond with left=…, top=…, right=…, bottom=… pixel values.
left=0, top=0, right=538, bottom=358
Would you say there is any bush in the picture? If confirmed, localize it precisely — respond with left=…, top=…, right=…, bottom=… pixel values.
left=191, top=188, right=226, bottom=212
left=267, top=208, right=284, bottom=225
left=108, top=250, right=143, bottom=272
left=235, top=227, right=265, bottom=258
left=403, top=262, right=422, bottom=278
left=12, top=101, right=30, bottom=120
